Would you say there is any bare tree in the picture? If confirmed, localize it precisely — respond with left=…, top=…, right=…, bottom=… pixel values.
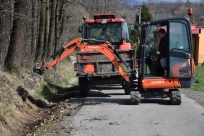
left=42, top=0, right=50, bottom=59
left=0, top=0, right=14, bottom=71
left=54, top=0, right=64, bottom=51
left=63, top=1, right=88, bottom=42
left=35, top=0, right=46, bottom=62
left=47, top=0, right=57, bottom=56
left=77, top=0, right=122, bottom=16
left=0, top=0, right=14, bottom=70
left=4, top=0, right=29, bottom=76
left=30, top=0, right=39, bottom=64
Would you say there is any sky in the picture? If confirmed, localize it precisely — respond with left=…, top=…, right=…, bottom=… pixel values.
left=128, top=0, right=202, bottom=4
left=160, top=0, right=201, bottom=1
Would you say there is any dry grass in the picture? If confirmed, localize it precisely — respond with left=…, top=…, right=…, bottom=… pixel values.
left=0, top=71, right=23, bottom=118
left=0, top=58, right=78, bottom=135
left=23, top=58, right=77, bottom=101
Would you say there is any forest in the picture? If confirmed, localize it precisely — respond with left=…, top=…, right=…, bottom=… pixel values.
left=0, top=0, right=203, bottom=76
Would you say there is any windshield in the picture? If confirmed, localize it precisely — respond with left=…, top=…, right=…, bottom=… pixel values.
left=86, top=23, right=122, bottom=43
left=146, top=25, right=158, bottom=53
left=169, top=22, right=190, bottom=52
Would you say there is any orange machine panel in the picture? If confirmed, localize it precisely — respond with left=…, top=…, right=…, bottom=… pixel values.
left=83, top=63, right=96, bottom=73
left=141, top=78, right=181, bottom=89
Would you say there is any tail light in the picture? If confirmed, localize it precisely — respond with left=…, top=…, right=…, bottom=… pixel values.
left=136, top=59, right=139, bottom=68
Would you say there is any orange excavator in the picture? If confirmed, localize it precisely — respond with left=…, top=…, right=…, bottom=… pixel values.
left=34, top=38, right=132, bottom=83
left=34, top=14, right=196, bottom=105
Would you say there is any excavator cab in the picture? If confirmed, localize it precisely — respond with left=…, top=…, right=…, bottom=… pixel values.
left=131, top=17, right=196, bottom=105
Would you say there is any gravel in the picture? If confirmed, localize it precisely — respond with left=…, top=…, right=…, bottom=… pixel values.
left=181, top=90, right=204, bottom=108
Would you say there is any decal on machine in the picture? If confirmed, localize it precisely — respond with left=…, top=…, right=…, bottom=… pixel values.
left=87, top=46, right=99, bottom=48
left=118, top=66, right=122, bottom=72
left=151, top=81, right=165, bottom=84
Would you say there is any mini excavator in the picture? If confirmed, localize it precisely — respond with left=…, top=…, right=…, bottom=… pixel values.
left=130, top=17, right=196, bottom=105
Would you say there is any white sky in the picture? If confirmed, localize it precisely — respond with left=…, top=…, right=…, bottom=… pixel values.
left=143, top=0, right=201, bottom=2
left=161, top=0, right=201, bottom=2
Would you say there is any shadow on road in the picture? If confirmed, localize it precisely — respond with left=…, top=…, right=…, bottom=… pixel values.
left=92, top=84, right=123, bottom=91
left=69, top=90, right=172, bottom=106
left=141, top=99, right=172, bottom=105
left=66, top=85, right=174, bottom=106
left=85, top=95, right=172, bottom=106
left=85, top=97, right=130, bottom=105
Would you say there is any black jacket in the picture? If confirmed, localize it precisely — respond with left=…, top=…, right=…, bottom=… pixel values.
left=158, top=35, right=167, bottom=58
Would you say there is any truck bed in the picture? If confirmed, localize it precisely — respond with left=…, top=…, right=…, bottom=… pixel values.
left=76, top=49, right=136, bottom=77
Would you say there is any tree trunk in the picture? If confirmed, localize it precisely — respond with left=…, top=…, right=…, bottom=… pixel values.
left=4, top=0, right=29, bottom=77
left=55, top=0, right=66, bottom=50
left=54, top=0, right=61, bottom=52
left=58, top=0, right=66, bottom=48
left=0, top=0, right=14, bottom=71
left=35, top=0, right=46, bottom=62
left=47, top=0, right=57, bottom=56
left=31, top=0, right=39, bottom=64
left=42, top=0, right=50, bottom=59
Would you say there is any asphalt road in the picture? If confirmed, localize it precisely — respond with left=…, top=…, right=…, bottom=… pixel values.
left=60, top=85, right=204, bottom=136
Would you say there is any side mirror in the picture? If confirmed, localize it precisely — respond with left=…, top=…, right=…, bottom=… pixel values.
left=78, top=26, right=82, bottom=33
left=185, top=53, right=191, bottom=59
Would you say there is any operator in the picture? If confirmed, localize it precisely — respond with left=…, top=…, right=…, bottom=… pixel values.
left=155, top=28, right=167, bottom=76
left=146, top=29, right=167, bottom=76
left=156, top=28, right=167, bottom=58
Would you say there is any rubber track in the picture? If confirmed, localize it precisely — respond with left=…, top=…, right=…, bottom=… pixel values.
left=170, top=90, right=181, bottom=105
left=130, top=90, right=141, bottom=105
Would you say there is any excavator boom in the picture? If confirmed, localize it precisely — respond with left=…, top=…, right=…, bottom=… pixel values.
left=34, top=38, right=131, bottom=82
left=42, top=38, right=82, bottom=69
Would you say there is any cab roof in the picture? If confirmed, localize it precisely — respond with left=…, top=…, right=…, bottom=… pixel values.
left=86, top=14, right=125, bottom=23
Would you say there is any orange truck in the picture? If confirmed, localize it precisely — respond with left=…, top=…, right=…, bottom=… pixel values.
left=34, top=14, right=137, bottom=96
left=76, top=14, right=136, bottom=96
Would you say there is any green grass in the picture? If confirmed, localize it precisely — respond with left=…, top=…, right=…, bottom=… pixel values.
left=34, top=84, right=61, bottom=101
left=32, top=124, right=56, bottom=136
left=190, top=66, right=204, bottom=92
left=52, top=78, right=69, bottom=86
left=30, top=59, right=77, bottom=102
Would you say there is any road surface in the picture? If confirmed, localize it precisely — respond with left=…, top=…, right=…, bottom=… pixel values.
left=59, top=85, right=204, bottom=136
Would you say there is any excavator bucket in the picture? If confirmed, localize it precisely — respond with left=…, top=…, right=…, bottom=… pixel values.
left=33, top=63, right=45, bottom=75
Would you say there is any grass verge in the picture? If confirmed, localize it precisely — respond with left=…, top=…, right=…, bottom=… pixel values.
left=0, top=58, right=78, bottom=135
left=190, top=66, right=204, bottom=92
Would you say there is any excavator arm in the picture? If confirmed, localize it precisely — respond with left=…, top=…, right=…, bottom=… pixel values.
left=80, top=39, right=131, bottom=82
left=42, top=38, right=82, bottom=69
left=33, top=38, right=131, bottom=82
